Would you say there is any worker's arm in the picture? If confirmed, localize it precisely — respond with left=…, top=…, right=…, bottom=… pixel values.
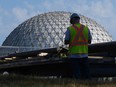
left=65, top=40, right=69, bottom=44
left=88, top=29, right=92, bottom=44
left=64, top=28, right=70, bottom=45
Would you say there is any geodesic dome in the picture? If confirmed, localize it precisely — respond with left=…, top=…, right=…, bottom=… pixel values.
left=2, top=11, right=112, bottom=49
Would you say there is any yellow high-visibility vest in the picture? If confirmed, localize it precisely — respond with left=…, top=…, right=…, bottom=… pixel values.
left=68, top=23, right=88, bottom=54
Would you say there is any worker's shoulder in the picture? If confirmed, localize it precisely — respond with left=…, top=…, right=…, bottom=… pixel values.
left=80, top=24, right=88, bottom=29
left=67, top=25, right=72, bottom=29
left=80, top=24, right=86, bottom=27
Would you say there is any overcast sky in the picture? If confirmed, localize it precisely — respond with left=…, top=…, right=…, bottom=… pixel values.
left=0, top=0, right=116, bottom=45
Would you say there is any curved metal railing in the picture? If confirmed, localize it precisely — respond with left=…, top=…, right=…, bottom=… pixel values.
left=0, top=46, right=40, bottom=57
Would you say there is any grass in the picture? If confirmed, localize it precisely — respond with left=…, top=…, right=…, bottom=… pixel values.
left=0, top=74, right=116, bottom=87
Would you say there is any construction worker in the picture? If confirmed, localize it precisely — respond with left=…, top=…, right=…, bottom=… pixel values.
left=64, top=13, right=92, bottom=79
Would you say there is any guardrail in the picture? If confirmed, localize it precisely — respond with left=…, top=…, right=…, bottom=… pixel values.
left=0, top=41, right=116, bottom=58
left=0, top=46, right=40, bottom=57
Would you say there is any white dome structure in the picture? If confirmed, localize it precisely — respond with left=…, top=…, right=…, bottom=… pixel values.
left=2, top=11, right=112, bottom=49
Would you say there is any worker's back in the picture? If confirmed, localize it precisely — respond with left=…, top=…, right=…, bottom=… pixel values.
left=64, top=13, right=91, bottom=79
left=68, top=23, right=88, bottom=55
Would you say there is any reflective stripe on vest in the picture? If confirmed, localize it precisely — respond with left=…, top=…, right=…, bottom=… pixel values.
left=70, top=25, right=88, bottom=47
left=68, top=24, right=88, bottom=54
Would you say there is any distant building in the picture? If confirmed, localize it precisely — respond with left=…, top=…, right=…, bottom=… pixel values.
left=0, top=11, right=112, bottom=56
